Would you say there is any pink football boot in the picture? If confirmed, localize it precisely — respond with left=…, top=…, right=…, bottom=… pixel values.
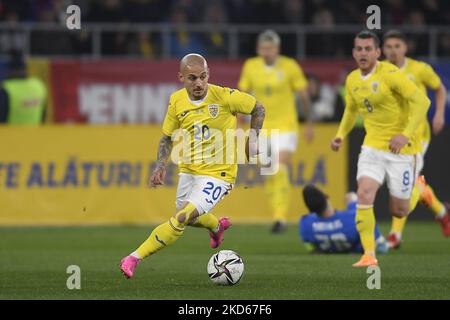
left=209, top=217, right=232, bottom=248
left=119, top=255, right=140, bottom=279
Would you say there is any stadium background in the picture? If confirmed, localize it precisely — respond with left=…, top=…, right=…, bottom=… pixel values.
left=0, top=0, right=449, bottom=225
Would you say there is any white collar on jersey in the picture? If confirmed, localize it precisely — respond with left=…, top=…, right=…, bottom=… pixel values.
left=263, top=57, right=279, bottom=70
left=188, top=89, right=209, bottom=105
left=399, top=58, right=408, bottom=70
left=360, top=61, right=379, bottom=80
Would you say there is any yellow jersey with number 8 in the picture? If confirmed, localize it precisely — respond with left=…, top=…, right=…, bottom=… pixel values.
left=341, top=61, right=430, bottom=155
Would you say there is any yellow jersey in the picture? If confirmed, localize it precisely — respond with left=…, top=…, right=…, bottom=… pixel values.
left=162, top=84, right=256, bottom=183
left=396, top=57, right=441, bottom=145
left=337, top=61, right=430, bottom=155
left=238, top=55, right=308, bottom=132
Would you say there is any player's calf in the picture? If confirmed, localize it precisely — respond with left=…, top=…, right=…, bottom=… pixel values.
left=389, top=197, right=410, bottom=218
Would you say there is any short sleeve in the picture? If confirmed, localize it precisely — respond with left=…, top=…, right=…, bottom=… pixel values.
left=162, top=99, right=179, bottom=136
left=290, top=60, right=308, bottom=91
left=227, top=88, right=256, bottom=115
left=385, top=67, right=418, bottom=98
left=237, top=60, right=252, bottom=92
left=421, top=63, right=441, bottom=90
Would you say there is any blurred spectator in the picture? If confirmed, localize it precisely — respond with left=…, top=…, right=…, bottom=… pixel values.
left=301, top=73, right=336, bottom=122
left=127, top=31, right=157, bottom=57
left=282, top=0, right=305, bottom=24
left=87, top=1, right=129, bottom=55
left=223, top=0, right=252, bottom=24
left=30, top=4, right=73, bottom=55
left=306, top=8, right=337, bottom=56
left=202, top=1, right=227, bottom=57
left=0, top=52, right=47, bottom=124
left=169, top=6, right=206, bottom=57
left=87, top=0, right=125, bottom=23
left=335, top=1, right=364, bottom=24
left=123, top=0, right=169, bottom=23
left=385, top=0, right=408, bottom=25
left=0, top=8, right=26, bottom=55
left=438, top=33, right=450, bottom=56
left=420, top=0, right=443, bottom=24
left=250, top=0, right=285, bottom=24
left=169, top=0, right=206, bottom=23
left=405, top=10, right=429, bottom=56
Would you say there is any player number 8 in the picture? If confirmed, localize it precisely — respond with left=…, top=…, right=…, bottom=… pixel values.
left=402, top=171, right=410, bottom=186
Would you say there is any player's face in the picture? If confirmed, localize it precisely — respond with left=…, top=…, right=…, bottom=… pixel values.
left=179, top=64, right=209, bottom=100
left=353, top=38, right=381, bottom=72
left=257, top=41, right=279, bottom=65
left=383, top=38, right=407, bottom=65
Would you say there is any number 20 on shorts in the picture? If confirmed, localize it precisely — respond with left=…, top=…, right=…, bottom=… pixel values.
left=202, top=182, right=222, bottom=205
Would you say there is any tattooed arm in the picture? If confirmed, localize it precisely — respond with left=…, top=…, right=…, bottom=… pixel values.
left=246, top=102, right=265, bottom=159
left=148, top=135, right=173, bottom=188
left=250, top=102, right=265, bottom=137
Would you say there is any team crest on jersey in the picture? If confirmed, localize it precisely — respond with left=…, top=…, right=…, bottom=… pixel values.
left=371, top=81, right=379, bottom=93
left=208, top=104, right=220, bottom=118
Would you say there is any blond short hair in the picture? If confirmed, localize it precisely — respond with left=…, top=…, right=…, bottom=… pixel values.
left=257, top=29, right=281, bottom=46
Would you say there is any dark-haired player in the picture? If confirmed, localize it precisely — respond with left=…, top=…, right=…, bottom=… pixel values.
left=382, top=30, right=449, bottom=248
left=299, top=185, right=388, bottom=254
left=331, top=31, right=430, bottom=267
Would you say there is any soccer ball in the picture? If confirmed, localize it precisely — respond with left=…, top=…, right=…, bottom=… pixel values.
left=207, top=250, right=244, bottom=285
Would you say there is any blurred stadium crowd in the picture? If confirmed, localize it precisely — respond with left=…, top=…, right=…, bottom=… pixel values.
left=0, top=0, right=449, bottom=124
left=0, top=0, right=450, bottom=58
left=2, top=0, right=450, bottom=25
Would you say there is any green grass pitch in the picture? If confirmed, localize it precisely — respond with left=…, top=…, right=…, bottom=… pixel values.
left=1, top=222, right=449, bottom=299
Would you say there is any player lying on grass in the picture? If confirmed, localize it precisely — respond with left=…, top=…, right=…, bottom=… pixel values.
left=119, top=53, right=265, bottom=279
left=382, top=30, right=450, bottom=248
left=299, top=185, right=388, bottom=254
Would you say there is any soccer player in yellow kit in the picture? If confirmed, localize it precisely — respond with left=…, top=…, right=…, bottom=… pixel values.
left=238, top=30, right=313, bottom=233
left=382, top=30, right=449, bottom=248
left=331, top=31, right=430, bottom=267
left=119, top=54, right=265, bottom=278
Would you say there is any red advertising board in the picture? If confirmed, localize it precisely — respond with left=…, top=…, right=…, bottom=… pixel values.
left=49, top=59, right=355, bottom=123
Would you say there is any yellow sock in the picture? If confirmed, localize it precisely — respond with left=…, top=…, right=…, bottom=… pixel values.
left=356, top=205, right=376, bottom=256
left=135, top=203, right=197, bottom=259
left=190, top=213, right=219, bottom=232
left=410, top=184, right=421, bottom=213
left=390, top=185, right=421, bottom=235
left=427, top=185, right=446, bottom=218
left=265, top=164, right=290, bottom=222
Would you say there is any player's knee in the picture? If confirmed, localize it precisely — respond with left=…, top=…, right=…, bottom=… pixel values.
left=173, top=204, right=199, bottom=226
left=357, top=187, right=375, bottom=204
left=176, top=212, right=186, bottom=224
left=187, top=212, right=199, bottom=225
